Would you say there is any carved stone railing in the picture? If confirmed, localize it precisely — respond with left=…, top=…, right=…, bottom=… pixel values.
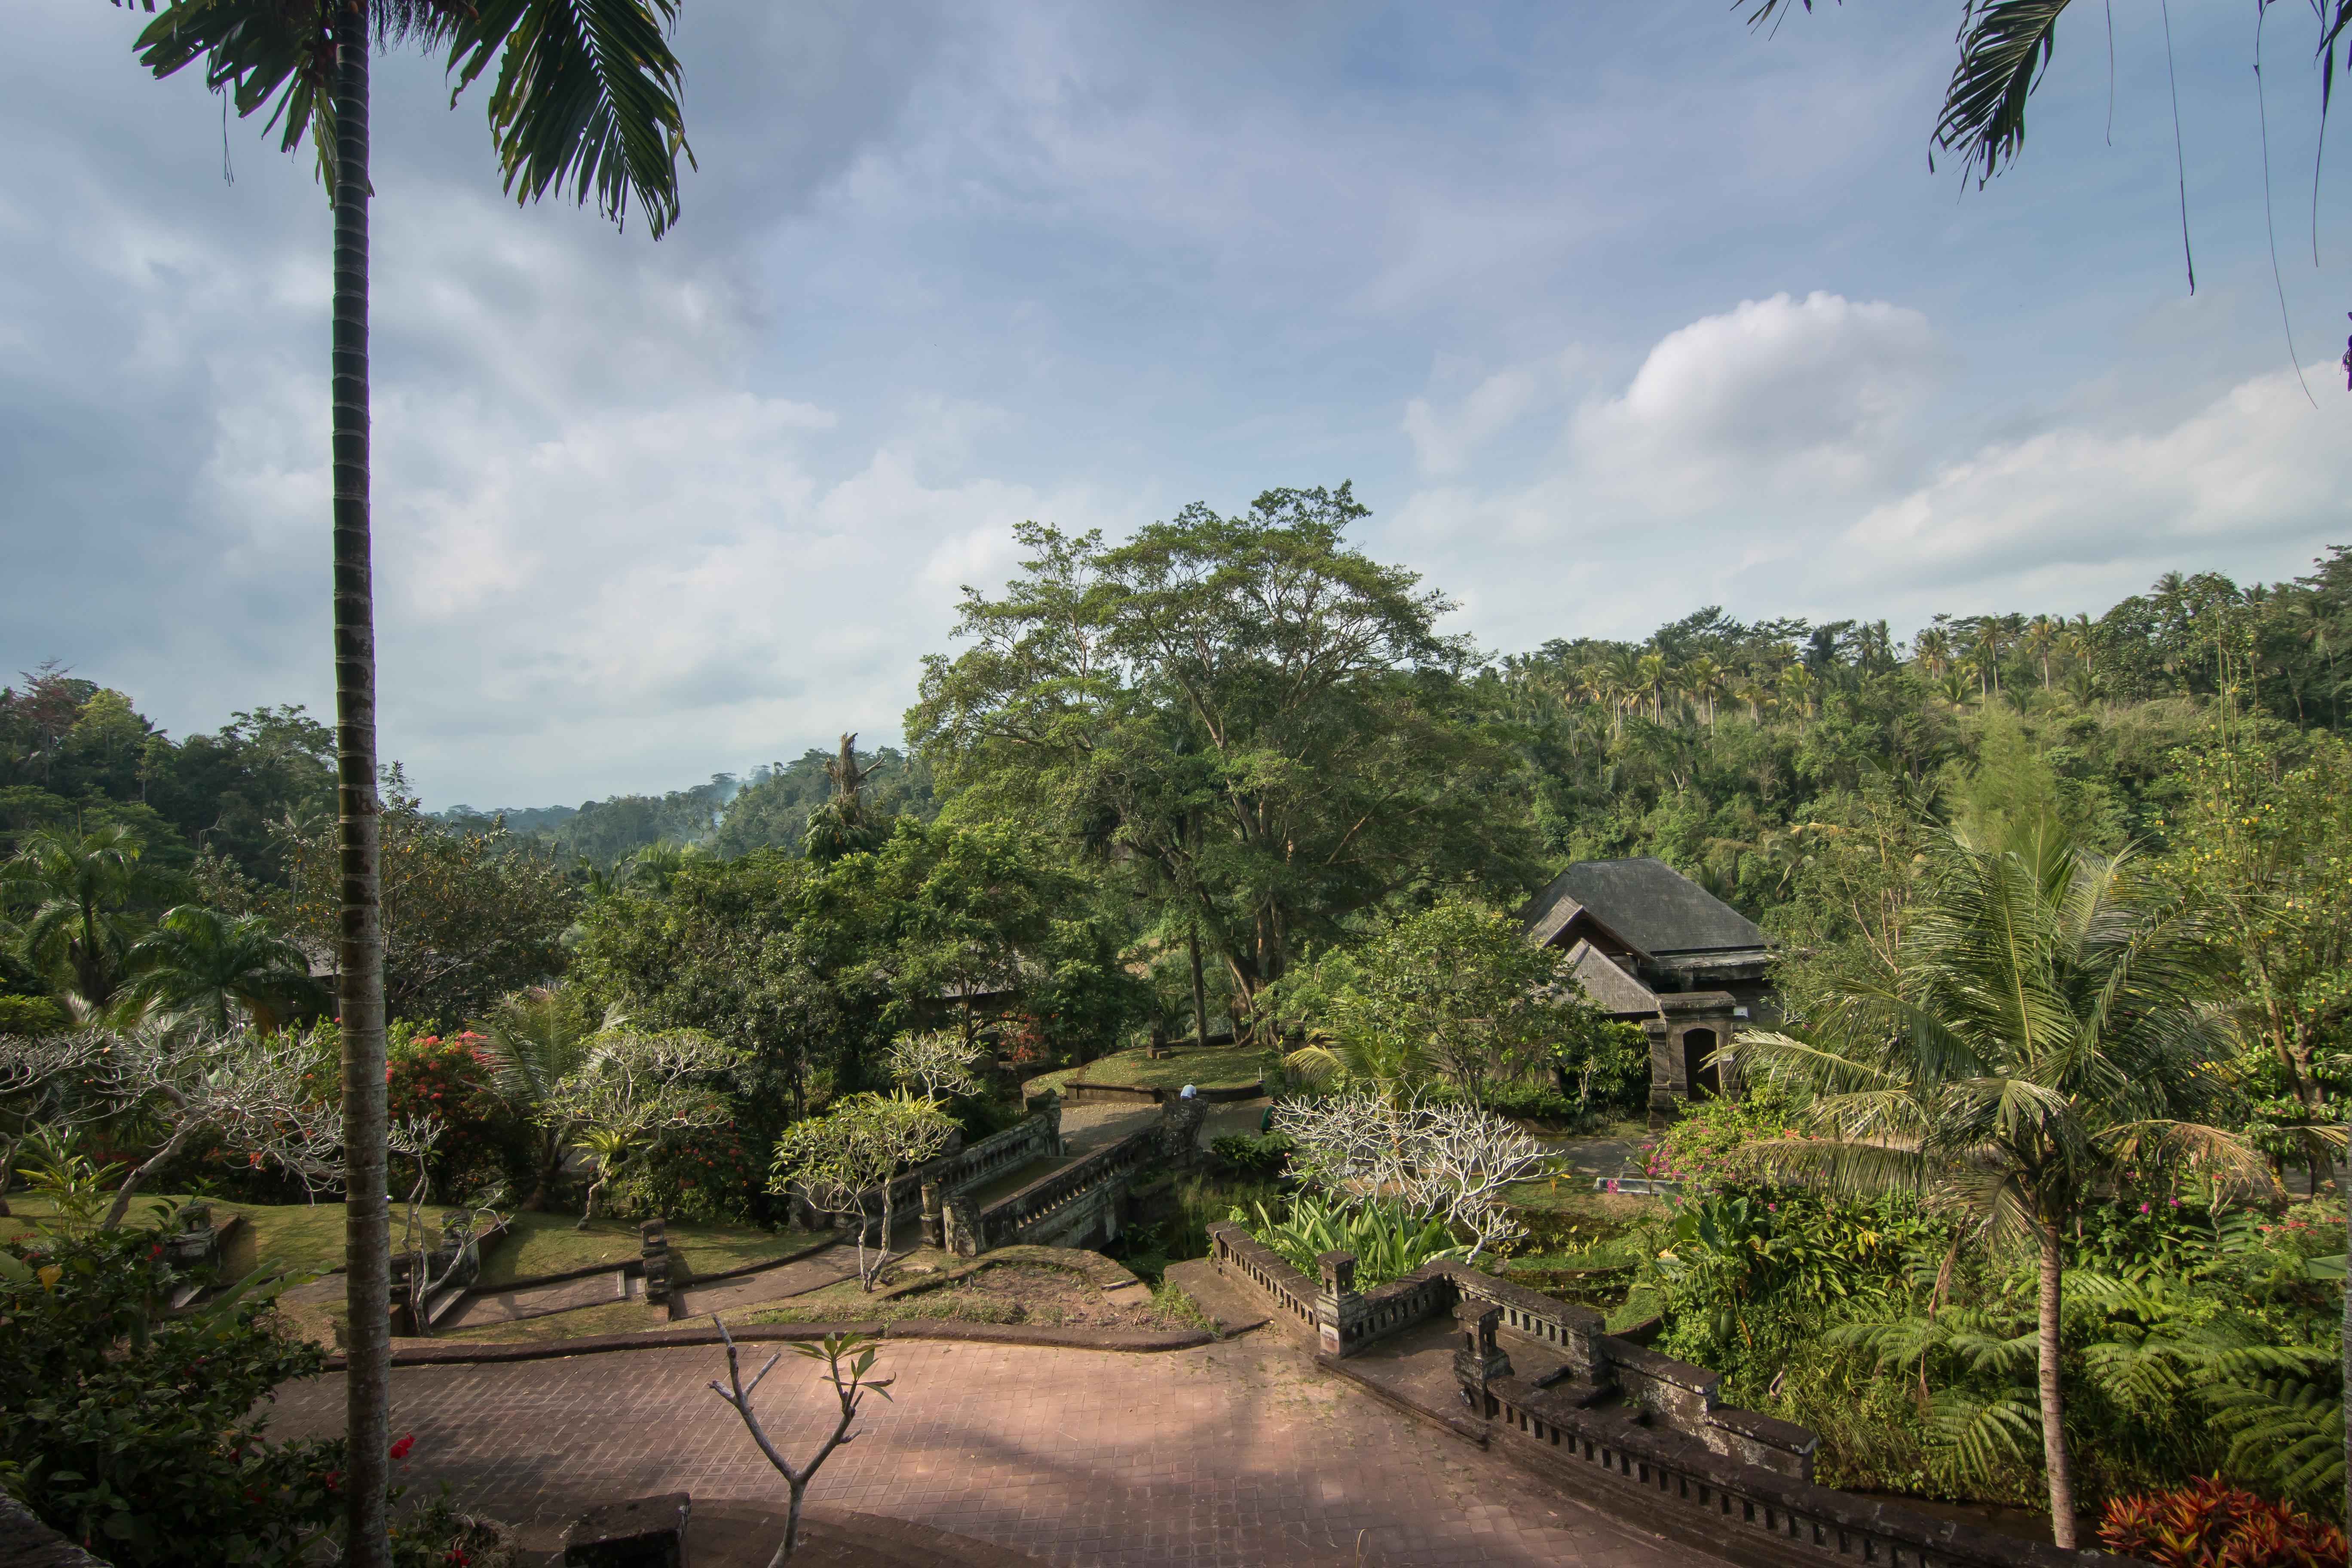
left=798, top=1098, right=1066, bottom=1237
left=959, top=1124, right=1162, bottom=1253
left=1206, top=1222, right=1319, bottom=1336
left=1473, top=1366, right=2119, bottom=1568
left=1207, top=1231, right=2148, bottom=1567
left=1207, top=1230, right=1810, bottom=1476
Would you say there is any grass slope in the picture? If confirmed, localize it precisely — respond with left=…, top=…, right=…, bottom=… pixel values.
left=1023, top=1043, right=1262, bottom=1097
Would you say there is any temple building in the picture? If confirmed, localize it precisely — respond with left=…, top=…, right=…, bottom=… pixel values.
left=1518, top=857, right=1775, bottom=1123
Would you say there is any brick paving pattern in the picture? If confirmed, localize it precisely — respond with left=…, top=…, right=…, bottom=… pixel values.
left=271, top=1332, right=1716, bottom=1566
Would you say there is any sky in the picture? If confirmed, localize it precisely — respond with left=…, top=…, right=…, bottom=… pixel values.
left=4, top=2, right=2349, bottom=810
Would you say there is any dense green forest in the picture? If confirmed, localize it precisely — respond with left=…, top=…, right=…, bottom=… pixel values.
left=6, top=536, right=2347, bottom=1006
left=10, top=500, right=2352, bottom=1545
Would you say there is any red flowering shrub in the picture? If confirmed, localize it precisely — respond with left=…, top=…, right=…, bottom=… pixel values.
left=616, top=1122, right=766, bottom=1224
left=2099, top=1478, right=2348, bottom=1568
left=385, top=1029, right=532, bottom=1203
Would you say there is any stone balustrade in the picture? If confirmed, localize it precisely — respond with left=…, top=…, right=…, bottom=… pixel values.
left=948, top=1123, right=1164, bottom=1255
left=795, top=1096, right=1066, bottom=1238
left=1205, top=1224, right=2146, bottom=1568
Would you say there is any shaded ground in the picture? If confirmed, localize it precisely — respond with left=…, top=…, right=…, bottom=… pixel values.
left=270, top=1311, right=1718, bottom=1567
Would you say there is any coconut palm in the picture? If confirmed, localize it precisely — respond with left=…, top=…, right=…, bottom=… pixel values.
left=125, top=904, right=321, bottom=1033
left=2024, top=615, right=2060, bottom=690
left=1776, top=663, right=1816, bottom=723
left=1, top=824, right=159, bottom=1006
left=1736, top=828, right=2257, bottom=1548
left=1914, top=626, right=1952, bottom=680
left=1635, top=651, right=1670, bottom=723
left=109, top=5, right=692, bottom=1556
left=1681, top=655, right=1725, bottom=731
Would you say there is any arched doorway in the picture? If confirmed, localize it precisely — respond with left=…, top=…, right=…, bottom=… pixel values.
left=1682, top=1028, right=1720, bottom=1100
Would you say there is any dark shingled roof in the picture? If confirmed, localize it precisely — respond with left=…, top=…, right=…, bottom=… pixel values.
left=1521, top=857, right=1767, bottom=959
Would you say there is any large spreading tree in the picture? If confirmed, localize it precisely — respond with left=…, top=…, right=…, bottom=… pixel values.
left=104, top=2, right=692, bottom=1560
left=908, top=484, right=1535, bottom=1037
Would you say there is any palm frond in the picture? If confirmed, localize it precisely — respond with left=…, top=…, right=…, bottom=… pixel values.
left=453, top=0, right=695, bottom=238
left=1936, top=1, right=2074, bottom=187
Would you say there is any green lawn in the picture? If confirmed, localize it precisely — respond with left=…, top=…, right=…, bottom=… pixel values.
left=3, top=1192, right=349, bottom=1277
left=1024, top=1043, right=1263, bottom=1097
left=472, top=1212, right=824, bottom=1289
left=3, top=1194, right=821, bottom=1289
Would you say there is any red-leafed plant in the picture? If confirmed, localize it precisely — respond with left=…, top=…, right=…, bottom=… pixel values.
left=2098, top=1478, right=2347, bottom=1568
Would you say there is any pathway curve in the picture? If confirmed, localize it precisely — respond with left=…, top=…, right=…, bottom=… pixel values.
left=271, top=1319, right=1718, bottom=1568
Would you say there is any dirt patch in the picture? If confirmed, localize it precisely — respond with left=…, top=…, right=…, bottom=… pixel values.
left=750, top=1259, right=1194, bottom=1332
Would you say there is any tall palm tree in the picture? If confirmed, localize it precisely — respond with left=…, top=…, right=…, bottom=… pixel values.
left=1681, top=654, right=1724, bottom=732
left=1776, top=663, right=1816, bottom=724
left=2023, top=614, right=2059, bottom=690
left=1, top=824, right=158, bottom=1005
left=1968, top=619, right=2010, bottom=697
left=108, top=5, right=691, bottom=1561
left=126, top=904, right=321, bottom=1033
left=1914, top=625, right=1952, bottom=680
left=1737, top=829, right=2252, bottom=1548
left=1635, top=651, right=1670, bottom=723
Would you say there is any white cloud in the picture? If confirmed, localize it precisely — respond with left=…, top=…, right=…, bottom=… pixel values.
left=1402, top=350, right=1586, bottom=475
left=1836, top=363, right=2352, bottom=596
left=1568, top=291, right=1946, bottom=514
left=1384, top=322, right=2350, bottom=653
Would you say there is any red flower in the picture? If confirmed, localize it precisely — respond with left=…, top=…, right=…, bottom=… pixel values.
left=389, top=1433, right=415, bottom=1461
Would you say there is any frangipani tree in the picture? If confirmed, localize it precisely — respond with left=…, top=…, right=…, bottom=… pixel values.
left=883, top=1028, right=984, bottom=1103
left=770, top=1093, right=957, bottom=1290
left=1274, top=1090, right=1555, bottom=1262
left=96, top=1024, right=346, bottom=1230
left=1735, top=828, right=2267, bottom=1549
left=543, top=1026, right=739, bottom=1228
left=0, top=1032, right=119, bottom=1218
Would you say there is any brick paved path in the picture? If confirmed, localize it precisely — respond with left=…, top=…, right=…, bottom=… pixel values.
left=270, top=1333, right=1715, bottom=1567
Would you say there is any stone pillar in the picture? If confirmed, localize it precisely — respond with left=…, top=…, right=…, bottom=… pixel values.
left=1036, top=1090, right=1063, bottom=1155
left=943, top=1192, right=982, bottom=1259
left=639, top=1217, right=672, bottom=1308
left=1452, top=1300, right=1512, bottom=1418
left=1643, top=1019, right=1680, bottom=1129
left=920, top=1181, right=946, bottom=1249
left=1314, top=1250, right=1361, bottom=1357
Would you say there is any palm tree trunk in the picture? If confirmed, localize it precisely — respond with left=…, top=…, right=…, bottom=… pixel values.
left=2034, top=1221, right=2078, bottom=1549
left=329, top=12, right=392, bottom=1567
left=1187, top=919, right=1209, bottom=1050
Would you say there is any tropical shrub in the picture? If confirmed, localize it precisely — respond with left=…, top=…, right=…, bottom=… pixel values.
left=0, top=1222, right=342, bottom=1566
left=0, top=994, right=72, bottom=1035
left=1210, top=1131, right=1292, bottom=1180
left=1234, top=1193, right=1468, bottom=1287
left=386, top=1026, right=531, bottom=1202
left=2098, top=1477, right=2348, bottom=1568
left=615, top=1121, right=768, bottom=1224
left=1645, top=1084, right=1810, bottom=1186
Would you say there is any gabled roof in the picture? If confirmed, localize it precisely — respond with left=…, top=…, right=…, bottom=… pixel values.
left=1521, top=857, right=1768, bottom=959
left=1558, top=939, right=1660, bottom=1014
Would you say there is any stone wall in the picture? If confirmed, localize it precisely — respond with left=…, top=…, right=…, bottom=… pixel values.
left=1205, top=1224, right=2144, bottom=1568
